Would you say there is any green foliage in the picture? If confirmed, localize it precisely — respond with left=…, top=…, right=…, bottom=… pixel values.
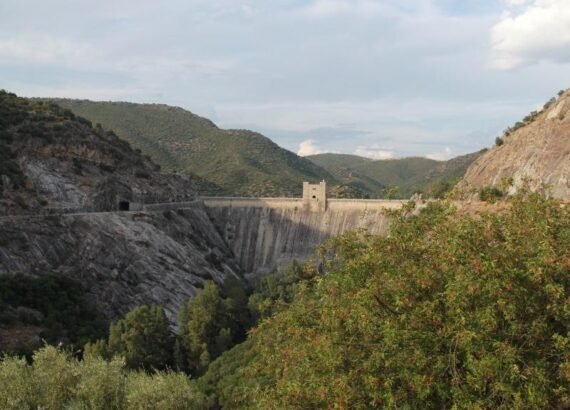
left=384, top=184, right=401, bottom=199
left=72, top=355, right=127, bottom=409
left=247, top=261, right=318, bottom=322
left=0, top=273, right=106, bottom=352
left=0, top=345, right=208, bottom=409
left=47, top=99, right=336, bottom=197
left=495, top=136, right=504, bottom=146
left=178, top=281, right=243, bottom=375
left=0, top=356, right=34, bottom=409
left=479, top=186, right=504, bottom=202
left=197, top=340, right=259, bottom=409
left=425, top=178, right=455, bottom=199
left=107, top=304, right=173, bottom=370
left=218, top=195, right=569, bottom=409
left=126, top=371, right=211, bottom=410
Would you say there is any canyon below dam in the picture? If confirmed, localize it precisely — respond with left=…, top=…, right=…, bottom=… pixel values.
left=0, top=197, right=405, bottom=324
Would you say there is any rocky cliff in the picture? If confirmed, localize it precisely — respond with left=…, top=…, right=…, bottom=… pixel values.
left=0, top=92, right=241, bottom=329
left=0, top=90, right=196, bottom=215
left=459, top=90, right=570, bottom=198
left=0, top=206, right=240, bottom=324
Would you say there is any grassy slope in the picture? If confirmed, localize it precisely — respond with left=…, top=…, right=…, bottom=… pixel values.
left=48, top=100, right=336, bottom=197
left=308, top=151, right=484, bottom=197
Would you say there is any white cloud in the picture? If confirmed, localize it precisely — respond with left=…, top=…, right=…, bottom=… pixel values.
left=0, top=37, right=98, bottom=66
left=354, top=144, right=395, bottom=160
left=490, top=0, right=570, bottom=70
left=297, top=139, right=324, bottom=156
left=301, top=0, right=388, bottom=19
left=426, top=147, right=453, bottom=160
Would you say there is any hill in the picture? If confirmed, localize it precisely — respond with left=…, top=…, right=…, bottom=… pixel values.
left=459, top=89, right=570, bottom=199
left=0, top=90, right=240, bottom=351
left=308, top=151, right=483, bottom=198
left=46, top=99, right=336, bottom=197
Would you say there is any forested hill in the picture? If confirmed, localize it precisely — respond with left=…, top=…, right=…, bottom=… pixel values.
left=308, top=150, right=483, bottom=198
left=47, top=99, right=337, bottom=197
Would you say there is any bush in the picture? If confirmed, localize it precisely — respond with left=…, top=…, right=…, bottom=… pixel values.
left=126, top=371, right=210, bottom=410
left=234, top=195, right=570, bottom=409
left=495, top=136, right=504, bottom=146
left=0, top=346, right=208, bottom=409
left=479, top=186, right=504, bottom=202
left=72, top=355, right=127, bottom=409
left=0, top=356, right=35, bottom=409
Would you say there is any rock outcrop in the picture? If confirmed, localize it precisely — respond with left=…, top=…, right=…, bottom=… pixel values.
left=0, top=92, right=241, bottom=326
left=459, top=90, right=570, bottom=198
left=0, top=205, right=240, bottom=324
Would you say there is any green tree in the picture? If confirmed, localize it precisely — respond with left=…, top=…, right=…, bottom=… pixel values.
left=179, top=281, right=235, bottom=375
left=108, top=304, right=173, bottom=370
left=384, top=185, right=401, bottom=199
left=229, top=195, right=570, bottom=409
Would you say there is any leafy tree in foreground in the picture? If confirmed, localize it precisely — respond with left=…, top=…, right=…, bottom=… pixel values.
left=223, top=194, right=569, bottom=409
left=0, top=346, right=209, bottom=409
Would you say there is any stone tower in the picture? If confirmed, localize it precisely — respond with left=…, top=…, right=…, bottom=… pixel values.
left=302, top=180, right=327, bottom=212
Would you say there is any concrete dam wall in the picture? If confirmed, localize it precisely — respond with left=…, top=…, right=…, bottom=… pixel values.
left=202, top=198, right=405, bottom=276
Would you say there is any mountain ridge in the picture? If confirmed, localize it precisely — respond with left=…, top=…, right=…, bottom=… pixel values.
left=45, top=98, right=338, bottom=197
left=308, top=150, right=484, bottom=198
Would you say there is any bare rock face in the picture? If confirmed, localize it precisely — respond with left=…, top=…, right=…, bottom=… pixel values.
left=0, top=205, right=241, bottom=324
left=0, top=92, right=241, bottom=327
left=459, top=91, right=570, bottom=199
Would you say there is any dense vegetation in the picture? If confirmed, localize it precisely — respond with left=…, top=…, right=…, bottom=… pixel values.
left=307, top=151, right=483, bottom=198
left=0, top=90, right=163, bottom=213
left=0, top=346, right=209, bottom=409
left=201, top=194, right=569, bottom=408
left=47, top=99, right=337, bottom=197
left=0, top=273, right=106, bottom=355
left=2, top=193, right=567, bottom=409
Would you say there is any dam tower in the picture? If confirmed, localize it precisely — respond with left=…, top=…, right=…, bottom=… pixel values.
left=303, top=180, right=327, bottom=212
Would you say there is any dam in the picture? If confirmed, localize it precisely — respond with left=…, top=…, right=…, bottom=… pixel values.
left=199, top=181, right=407, bottom=276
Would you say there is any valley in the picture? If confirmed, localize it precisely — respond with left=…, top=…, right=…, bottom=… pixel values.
left=0, top=89, right=568, bottom=409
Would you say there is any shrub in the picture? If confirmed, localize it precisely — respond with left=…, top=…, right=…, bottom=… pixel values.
left=126, top=371, right=210, bottom=410
left=0, top=356, right=35, bottom=409
left=495, top=136, right=504, bottom=146
left=72, top=355, right=127, bottom=409
left=479, top=186, right=504, bottom=202
left=32, top=346, right=79, bottom=408
left=235, top=195, right=570, bottom=409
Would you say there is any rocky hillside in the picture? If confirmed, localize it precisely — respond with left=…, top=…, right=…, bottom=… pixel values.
left=0, top=91, right=242, bottom=349
left=308, top=151, right=483, bottom=198
left=459, top=90, right=570, bottom=199
left=1, top=91, right=199, bottom=215
left=46, top=99, right=337, bottom=197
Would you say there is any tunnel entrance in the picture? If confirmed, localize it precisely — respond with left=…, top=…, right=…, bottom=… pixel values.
left=118, top=201, right=130, bottom=211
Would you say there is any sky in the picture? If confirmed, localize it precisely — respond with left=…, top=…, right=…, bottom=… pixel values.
left=1, top=0, right=569, bottom=160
